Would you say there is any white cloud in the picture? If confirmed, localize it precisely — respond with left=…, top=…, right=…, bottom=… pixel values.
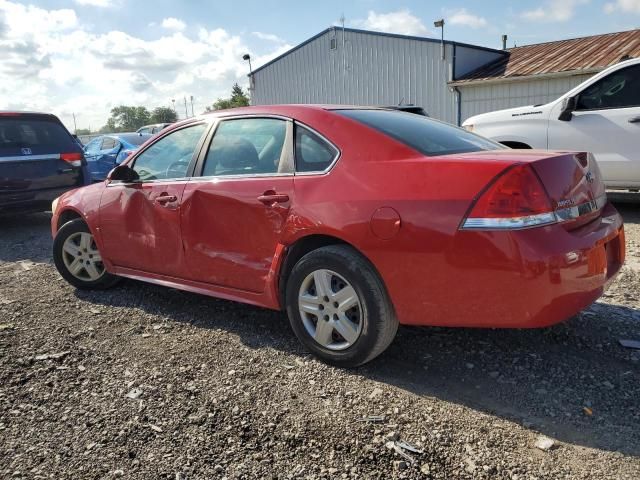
left=354, top=9, right=430, bottom=36
left=252, top=31, right=285, bottom=43
left=0, top=0, right=290, bottom=130
left=521, top=0, right=588, bottom=22
left=604, top=0, right=640, bottom=13
left=161, top=17, right=186, bottom=31
left=73, top=0, right=117, bottom=7
left=447, top=8, right=488, bottom=28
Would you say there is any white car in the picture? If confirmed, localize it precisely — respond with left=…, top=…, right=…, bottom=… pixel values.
left=463, top=58, right=640, bottom=190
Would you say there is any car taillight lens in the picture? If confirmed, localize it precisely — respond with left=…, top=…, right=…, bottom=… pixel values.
left=60, top=152, right=83, bottom=167
left=461, top=164, right=556, bottom=230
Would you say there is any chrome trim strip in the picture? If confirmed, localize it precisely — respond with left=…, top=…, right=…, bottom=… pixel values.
left=462, top=212, right=557, bottom=230
left=0, top=154, right=60, bottom=162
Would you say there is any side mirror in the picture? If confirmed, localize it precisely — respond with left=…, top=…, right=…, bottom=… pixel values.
left=107, top=164, right=139, bottom=183
left=558, top=96, right=577, bottom=121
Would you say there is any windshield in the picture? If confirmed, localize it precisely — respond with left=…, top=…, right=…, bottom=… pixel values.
left=336, top=109, right=504, bottom=156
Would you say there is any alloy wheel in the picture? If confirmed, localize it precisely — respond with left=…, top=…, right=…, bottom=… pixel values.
left=61, top=232, right=105, bottom=281
left=298, top=269, right=363, bottom=351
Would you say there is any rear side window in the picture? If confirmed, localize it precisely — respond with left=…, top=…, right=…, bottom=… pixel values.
left=202, top=118, right=287, bottom=177
left=295, top=125, right=338, bottom=172
left=101, top=137, right=117, bottom=150
left=0, top=117, right=77, bottom=156
left=336, top=109, right=502, bottom=156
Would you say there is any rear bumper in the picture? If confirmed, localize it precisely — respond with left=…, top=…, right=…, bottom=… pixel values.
left=385, top=203, right=625, bottom=328
left=0, top=186, right=75, bottom=214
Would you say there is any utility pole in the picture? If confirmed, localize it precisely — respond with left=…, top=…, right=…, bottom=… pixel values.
left=72, top=113, right=77, bottom=134
left=190, top=96, right=194, bottom=117
left=171, top=99, right=176, bottom=116
left=183, top=97, right=188, bottom=118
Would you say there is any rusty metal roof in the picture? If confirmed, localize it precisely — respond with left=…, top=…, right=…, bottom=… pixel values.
left=454, top=29, right=640, bottom=85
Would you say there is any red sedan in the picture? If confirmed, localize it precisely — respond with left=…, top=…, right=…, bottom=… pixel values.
left=51, top=106, right=625, bottom=367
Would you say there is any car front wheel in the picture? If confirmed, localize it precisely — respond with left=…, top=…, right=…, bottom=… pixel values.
left=53, top=218, right=119, bottom=289
left=285, top=245, right=398, bottom=367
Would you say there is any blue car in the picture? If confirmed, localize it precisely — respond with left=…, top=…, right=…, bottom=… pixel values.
left=83, top=133, right=151, bottom=182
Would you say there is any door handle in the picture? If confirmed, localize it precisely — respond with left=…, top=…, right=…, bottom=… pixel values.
left=257, top=193, right=289, bottom=205
left=629, top=116, right=640, bottom=124
left=155, top=194, right=177, bottom=204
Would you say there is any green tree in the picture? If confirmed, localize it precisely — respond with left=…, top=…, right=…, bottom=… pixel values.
left=150, top=106, right=178, bottom=124
left=206, top=83, right=250, bottom=112
left=101, top=105, right=151, bottom=132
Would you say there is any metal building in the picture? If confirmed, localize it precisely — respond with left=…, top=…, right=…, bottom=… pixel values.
left=249, top=27, right=504, bottom=125
left=250, top=27, right=640, bottom=125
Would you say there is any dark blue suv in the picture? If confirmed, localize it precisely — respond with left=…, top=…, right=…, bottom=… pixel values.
left=0, top=112, right=88, bottom=215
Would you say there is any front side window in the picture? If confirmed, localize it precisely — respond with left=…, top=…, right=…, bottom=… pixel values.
left=336, top=109, right=503, bottom=156
left=132, top=123, right=207, bottom=182
left=295, top=125, right=338, bottom=172
left=202, top=118, right=287, bottom=177
left=577, top=65, right=640, bottom=110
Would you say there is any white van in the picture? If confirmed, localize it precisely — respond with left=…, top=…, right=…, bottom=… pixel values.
left=463, top=58, right=640, bottom=190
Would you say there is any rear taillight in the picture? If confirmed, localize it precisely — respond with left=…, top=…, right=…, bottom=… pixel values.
left=461, top=164, right=557, bottom=230
left=60, top=152, right=83, bottom=167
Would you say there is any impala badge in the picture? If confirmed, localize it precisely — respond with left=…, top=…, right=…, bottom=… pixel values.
left=585, top=171, right=595, bottom=184
left=21, top=147, right=32, bottom=155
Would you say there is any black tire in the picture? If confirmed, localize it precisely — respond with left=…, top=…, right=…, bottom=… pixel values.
left=285, top=245, right=398, bottom=367
left=53, top=218, right=120, bottom=290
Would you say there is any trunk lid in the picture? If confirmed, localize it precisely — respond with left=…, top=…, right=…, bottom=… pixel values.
left=529, top=151, right=606, bottom=229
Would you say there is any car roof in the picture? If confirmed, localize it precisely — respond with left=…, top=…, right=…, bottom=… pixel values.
left=179, top=104, right=394, bottom=125
left=0, top=111, right=63, bottom=121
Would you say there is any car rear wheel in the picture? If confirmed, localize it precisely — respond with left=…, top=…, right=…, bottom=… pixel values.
left=285, top=245, right=398, bottom=367
left=53, top=218, right=119, bottom=289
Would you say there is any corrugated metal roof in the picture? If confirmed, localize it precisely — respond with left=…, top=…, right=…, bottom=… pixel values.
left=454, top=29, right=640, bottom=84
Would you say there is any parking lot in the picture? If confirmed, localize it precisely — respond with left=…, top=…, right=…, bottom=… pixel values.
left=1, top=199, right=639, bottom=479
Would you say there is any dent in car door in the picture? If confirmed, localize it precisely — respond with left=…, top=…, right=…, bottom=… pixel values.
left=98, top=122, right=209, bottom=277
left=181, top=117, right=294, bottom=293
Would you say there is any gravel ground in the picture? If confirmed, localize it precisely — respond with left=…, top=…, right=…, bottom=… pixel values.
left=1, top=197, right=639, bottom=479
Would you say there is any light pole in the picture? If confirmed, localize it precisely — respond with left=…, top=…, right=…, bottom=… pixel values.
left=243, top=53, right=254, bottom=91
left=434, top=19, right=445, bottom=60
left=190, top=95, right=194, bottom=117
left=171, top=99, right=176, bottom=116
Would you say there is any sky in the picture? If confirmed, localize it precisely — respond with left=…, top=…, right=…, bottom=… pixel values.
left=1, top=0, right=639, bottom=131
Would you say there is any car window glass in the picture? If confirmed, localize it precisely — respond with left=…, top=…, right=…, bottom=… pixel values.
left=295, top=126, right=338, bottom=172
left=85, top=139, right=101, bottom=154
left=101, top=137, right=117, bottom=150
left=337, top=109, right=503, bottom=156
left=138, top=128, right=151, bottom=135
left=577, top=65, right=640, bottom=110
left=202, top=118, right=286, bottom=177
left=0, top=117, right=76, bottom=156
left=132, top=123, right=207, bottom=182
